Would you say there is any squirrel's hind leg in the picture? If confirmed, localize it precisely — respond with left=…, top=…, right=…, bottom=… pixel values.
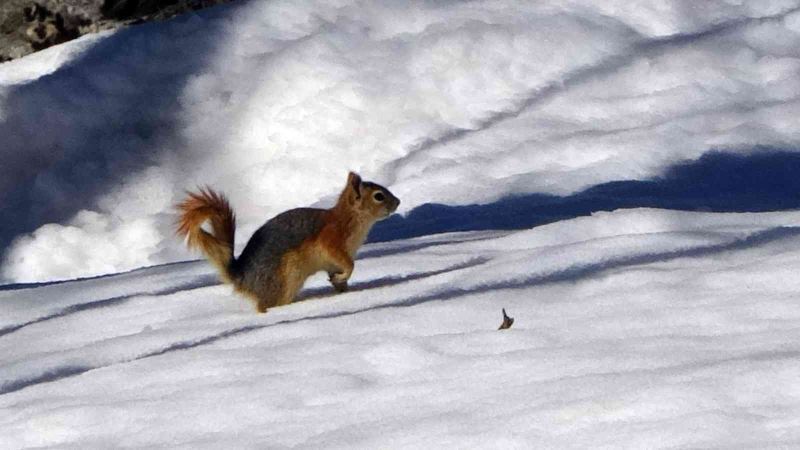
left=272, top=251, right=313, bottom=307
left=256, top=296, right=271, bottom=313
left=252, top=287, right=282, bottom=313
left=236, top=274, right=281, bottom=313
left=232, top=285, right=271, bottom=313
left=272, top=272, right=306, bottom=307
left=250, top=279, right=288, bottom=313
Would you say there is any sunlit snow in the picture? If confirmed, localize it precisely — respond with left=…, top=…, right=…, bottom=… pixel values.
left=3, top=209, right=800, bottom=447
left=2, top=0, right=800, bottom=281
left=2, top=0, right=800, bottom=448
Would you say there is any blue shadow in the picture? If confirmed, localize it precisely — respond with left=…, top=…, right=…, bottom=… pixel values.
left=369, top=149, right=800, bottom=242
left=0, top=2, right=249, bottom=263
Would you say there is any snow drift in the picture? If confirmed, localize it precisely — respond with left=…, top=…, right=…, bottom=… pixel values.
left=3, top=209, right=800, bottom=447
left=3, top=1, right=800, bottom=447
left=2, top=0, right=800, bottom=282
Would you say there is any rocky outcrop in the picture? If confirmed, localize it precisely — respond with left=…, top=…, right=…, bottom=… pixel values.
left=0, top=0, right=236, bottom=62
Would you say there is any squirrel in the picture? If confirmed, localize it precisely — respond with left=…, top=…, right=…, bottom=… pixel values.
left=176, top=172, right=400, bottom=313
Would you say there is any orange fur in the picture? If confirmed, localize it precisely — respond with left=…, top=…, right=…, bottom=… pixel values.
left=175, top=187, right=236, bottom=283
left=176, top=173, right=399, bottom=313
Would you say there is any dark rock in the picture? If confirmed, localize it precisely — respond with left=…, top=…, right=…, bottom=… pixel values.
left=101, top=0, right=178, bottom=20
left=0, top=0, right=237, bottom=63
left=23, top=3, right=85, bottom=51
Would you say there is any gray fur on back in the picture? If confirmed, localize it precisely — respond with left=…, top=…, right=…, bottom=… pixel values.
left=231, top=208, right=326, bottom=301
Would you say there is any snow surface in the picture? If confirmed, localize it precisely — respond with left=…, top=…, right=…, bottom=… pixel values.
left=3, top=0, right=800, bottom=447
left=3, top=209, right=800, bottom=448
left=2, top=0, right=800, bottom=282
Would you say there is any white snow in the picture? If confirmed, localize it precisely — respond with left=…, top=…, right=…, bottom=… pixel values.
left=3, top=209, right=800, bottom=448
left=2, top=0, right=800, bottom=447
left=0, top=31, right=112, bottom=87
left=3, top=0, right=800, bottom=282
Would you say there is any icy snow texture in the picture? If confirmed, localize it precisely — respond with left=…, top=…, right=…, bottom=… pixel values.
left=4, top=2, right=800, bottom=445
left=3, top=209, right=800, bottom=448
left=1, top=0, right=800, bottom=281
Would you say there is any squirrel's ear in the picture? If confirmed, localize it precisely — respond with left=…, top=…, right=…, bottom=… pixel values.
left=347, top=171, right=362, bottom=199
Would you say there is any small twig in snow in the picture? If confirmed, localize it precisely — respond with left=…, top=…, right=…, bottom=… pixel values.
left=498, top=308, right=514, bottom=330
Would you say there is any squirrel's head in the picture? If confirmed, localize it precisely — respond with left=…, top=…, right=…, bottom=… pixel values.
left=340, top=171, right=400, bottom=220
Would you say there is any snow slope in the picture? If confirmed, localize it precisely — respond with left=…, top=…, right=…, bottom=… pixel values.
left=3, top=208, right=800, bottom=448
left=3, top=1, right=800, bottom=447
left=2, top=0, right=800, bottom=282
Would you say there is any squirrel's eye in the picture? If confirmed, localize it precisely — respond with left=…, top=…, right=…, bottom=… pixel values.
left=373, top=192, right=385, bottom=202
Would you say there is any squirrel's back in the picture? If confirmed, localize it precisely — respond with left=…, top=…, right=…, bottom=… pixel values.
left=232, top=207, right=326, bottom=299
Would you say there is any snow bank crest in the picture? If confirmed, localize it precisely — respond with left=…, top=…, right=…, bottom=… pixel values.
left=3, top=0, right=800, bottom=282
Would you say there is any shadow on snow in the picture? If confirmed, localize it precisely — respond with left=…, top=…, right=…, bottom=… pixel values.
left=4, top=225, right=798, bottom=396
left=369, top=150, right=800, bottom=242
left=0, top=259, right=486, bottom=396
left=0, top=273, right=219, bottom=338
left=0, top=2, right=250, bottom=265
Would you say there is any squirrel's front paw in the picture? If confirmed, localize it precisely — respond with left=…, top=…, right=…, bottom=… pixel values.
left=329, top=273, right=349, bottom=293
left=332, top=280, right=348, bottom=293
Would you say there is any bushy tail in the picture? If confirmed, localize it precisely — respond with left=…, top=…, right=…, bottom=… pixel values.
left=176, top=187, right=237, bottom=283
